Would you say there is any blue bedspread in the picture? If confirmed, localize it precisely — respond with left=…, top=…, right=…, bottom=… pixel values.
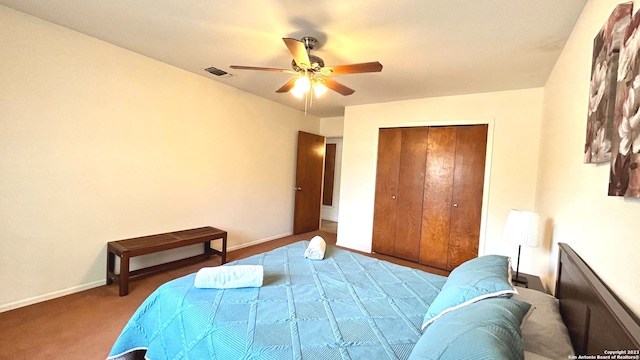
left=108, top=241, right=446, bottom=360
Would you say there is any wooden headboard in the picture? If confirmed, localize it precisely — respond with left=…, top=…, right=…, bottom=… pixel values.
left=555, top=243, right=640, bottom=355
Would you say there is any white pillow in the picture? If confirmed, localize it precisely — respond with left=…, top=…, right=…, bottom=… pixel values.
left=524, top=351, right=553, bottom=360
left=513, top=287, right=574, bottom=359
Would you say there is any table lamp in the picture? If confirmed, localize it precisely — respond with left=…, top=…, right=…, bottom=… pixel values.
left=502, top=209, right=540, bottom=287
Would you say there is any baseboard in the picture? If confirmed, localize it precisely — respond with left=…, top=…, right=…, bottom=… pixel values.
left=0, top=279, right=104, bottom=313
left=336, top=241, right=371, bottom=254
left=0, top=232, right=294, bottom=313
left=227, top=232, right=293, bottom=252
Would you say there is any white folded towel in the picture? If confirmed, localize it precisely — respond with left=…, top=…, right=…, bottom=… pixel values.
left=304, top=236, right=327, bottom=260
left=194, top=265, right=264, bottom=289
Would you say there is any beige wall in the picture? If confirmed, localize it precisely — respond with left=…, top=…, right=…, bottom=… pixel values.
left=0, top=6, right=319, bottom=311
left=320, top=116, right=345, bottom=137
left=337, top=89, right=544, bottom=277
left=537, top=0, right=640, bottom=316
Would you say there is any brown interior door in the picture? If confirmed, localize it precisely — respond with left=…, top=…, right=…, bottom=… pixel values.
left=293, top=131, right=326, bottom=234
left=322, top=143, right=337, bottom=206
left=447, top=124, right=488, bottom=269
left=420, top=126, right=457, bottom=269
left=372, top=128, right=402, bottom=255
left=393, top=127, right=428, bottom=262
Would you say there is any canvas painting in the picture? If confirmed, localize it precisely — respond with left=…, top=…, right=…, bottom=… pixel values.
left=585, top=2, right=632, bottom=164
left=610, top=5, right=640, bottom=196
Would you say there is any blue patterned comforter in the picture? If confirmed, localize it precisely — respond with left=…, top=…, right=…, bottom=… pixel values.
left=107, top=241, right=446, bottom=360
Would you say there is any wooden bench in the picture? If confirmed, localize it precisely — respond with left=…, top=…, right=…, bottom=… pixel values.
left=106, top=226, right=227, bottom=296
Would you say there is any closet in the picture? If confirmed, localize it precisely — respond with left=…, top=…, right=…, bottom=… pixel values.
left=371, top=124, right=487, bottom=271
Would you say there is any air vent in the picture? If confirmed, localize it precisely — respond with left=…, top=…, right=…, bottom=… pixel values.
left=204, top=66, right=230, bottom=77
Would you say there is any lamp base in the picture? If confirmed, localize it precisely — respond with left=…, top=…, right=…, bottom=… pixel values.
left=512, top=274, right=528, bottom=288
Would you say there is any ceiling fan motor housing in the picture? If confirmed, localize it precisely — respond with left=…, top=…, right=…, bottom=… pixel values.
left=302, top=36, right=318, bottom=50
left=292, top=55, right=325, bottom=73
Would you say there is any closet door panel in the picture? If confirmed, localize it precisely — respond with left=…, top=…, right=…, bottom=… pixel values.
left=372, top=128, right=402, bottom=255
left=393, top=127, right=428, bottom=262
left=420, top=127, right=457, bottom=269
left=448, top=125, right=488, bottom=269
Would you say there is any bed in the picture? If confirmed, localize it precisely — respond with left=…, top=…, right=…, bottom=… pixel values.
left=107, top=241, right=640, bottom=359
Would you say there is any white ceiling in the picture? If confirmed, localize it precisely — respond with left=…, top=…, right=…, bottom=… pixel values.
left=1, top=0, right=587, bottom=118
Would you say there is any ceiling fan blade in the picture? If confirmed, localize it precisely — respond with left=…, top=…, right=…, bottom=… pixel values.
left=276, top=78, right=298, bottom=93
left=322, top=61, right=383, bottom=76
left=230, top=65, right=297, bottom=74
left=283, top=38, right=311, bottom=70
left=322, top=78, right=355, bottom=96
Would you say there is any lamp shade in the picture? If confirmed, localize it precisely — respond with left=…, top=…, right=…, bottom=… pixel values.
left=502, top=209, right=540, bottom=247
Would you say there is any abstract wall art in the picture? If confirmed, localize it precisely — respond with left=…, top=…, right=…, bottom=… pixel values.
left=585, top=2, right=632, bottom=164
left=610, top=4, right=640, bottom=197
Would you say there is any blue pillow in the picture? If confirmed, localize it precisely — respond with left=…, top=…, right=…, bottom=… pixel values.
left=409, top=298, right=531, bottom=360
left=421, top=255, right=516, bottom=329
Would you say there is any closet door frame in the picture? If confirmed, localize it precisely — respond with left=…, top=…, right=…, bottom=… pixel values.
left=373, top=119, right=494, bottom=259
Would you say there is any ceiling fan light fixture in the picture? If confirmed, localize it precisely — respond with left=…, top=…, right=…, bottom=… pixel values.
left=291, top=76, right=311, bottom=98
left=291, top=87, right=306, bottom=99
left=313, top=81, right=328, bottom=98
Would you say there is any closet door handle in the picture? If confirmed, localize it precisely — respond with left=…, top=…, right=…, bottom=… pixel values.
left=453, top=203, right=458, bottom=207
left=391, top=195, right=396, bottom=200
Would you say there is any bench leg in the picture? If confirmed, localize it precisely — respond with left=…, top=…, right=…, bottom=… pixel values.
left=204, top=235, right=227, bottom=264
left=107, top=250, right=115, bottom=285
left=119, top=253, right=130, bottom=296
left=221, top=234, right=227, bottom=264
left=203, top=240, right=213, bottom=258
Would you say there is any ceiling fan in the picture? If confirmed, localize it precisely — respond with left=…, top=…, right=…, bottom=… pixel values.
left=230, top=36, right=383, bottom=98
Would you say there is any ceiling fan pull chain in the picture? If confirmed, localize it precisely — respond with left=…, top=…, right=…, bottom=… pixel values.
left=305, top=70, right=310, bottom=114
left=304, top=85, right=308, bottom=115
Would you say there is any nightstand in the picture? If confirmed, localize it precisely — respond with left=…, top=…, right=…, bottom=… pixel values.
left=514, top=273, right=547, bottom=293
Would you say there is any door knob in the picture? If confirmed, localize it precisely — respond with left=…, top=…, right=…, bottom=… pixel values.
left=294, top=187, right=302, bottom=191
left=453, top=203, right=458, bottom=207
left=391, top=195, right=396, bottom=200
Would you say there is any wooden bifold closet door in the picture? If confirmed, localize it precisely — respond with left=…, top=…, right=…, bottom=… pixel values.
left=372, top=125, right=487, bottom=271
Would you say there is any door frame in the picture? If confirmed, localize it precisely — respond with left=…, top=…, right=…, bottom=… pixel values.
left=373, top=119, right=494, bottom=258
